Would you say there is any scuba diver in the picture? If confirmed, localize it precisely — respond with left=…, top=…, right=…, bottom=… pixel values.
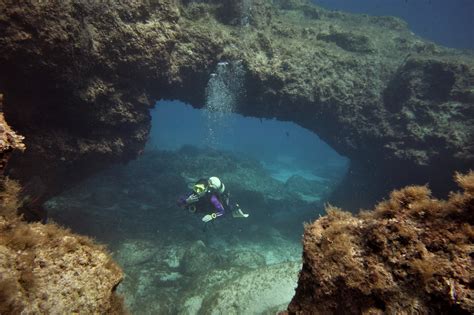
left=178, top=176, right=249, bottom=222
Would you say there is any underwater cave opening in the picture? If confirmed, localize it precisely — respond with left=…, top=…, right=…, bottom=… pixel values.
left=140, top=97, right=350, bottom=243
left=148, top=100, right=349, bottom=186
left=45, top=99, right=349, bottom=314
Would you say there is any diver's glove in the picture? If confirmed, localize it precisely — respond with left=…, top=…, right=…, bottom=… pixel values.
left=186, top=194, right=199, bottom=204
left=202, top=213, right=218, bottom=223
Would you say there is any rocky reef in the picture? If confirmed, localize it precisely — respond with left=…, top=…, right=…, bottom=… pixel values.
left=0, top=94, right=25, bottom=182
left=0, top=89, right=126, bottom=313
left=0, top=218, right=125, bottom=314
left=288, top=171, right=474, bottom=314
left=0, top=0, right=472, bottom=210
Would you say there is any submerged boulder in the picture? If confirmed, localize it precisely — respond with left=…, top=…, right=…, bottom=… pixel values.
left=0, top=218, right=125, bottom=314
left=0, top=79, right=127, bottom=314
left=288, top=171, right=474, bottom=314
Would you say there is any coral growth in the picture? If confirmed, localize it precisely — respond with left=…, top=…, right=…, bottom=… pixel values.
left=288, top=171, right=474, bottom=314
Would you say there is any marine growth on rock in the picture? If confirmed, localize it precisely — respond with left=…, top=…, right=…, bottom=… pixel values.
left=288, top=172, right=474, bottom=315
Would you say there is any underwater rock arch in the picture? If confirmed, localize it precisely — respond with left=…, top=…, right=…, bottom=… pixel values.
left=0, top=0, right=473, bottom=211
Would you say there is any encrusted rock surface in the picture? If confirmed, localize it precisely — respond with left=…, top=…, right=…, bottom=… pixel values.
left=0, top=217, right=125, bottom=314
left=0, top=93, right=25, bottom=174
left=0, top=81, right=126, bottom=314
left=194, top=261, right=301, bottom=315
left=0, top=0, right=472, bottom=209
left=287, top=171, right=474, bottom=314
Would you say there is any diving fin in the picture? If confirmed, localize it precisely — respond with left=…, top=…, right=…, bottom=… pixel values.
left=232, top=208, right=249, bottom=218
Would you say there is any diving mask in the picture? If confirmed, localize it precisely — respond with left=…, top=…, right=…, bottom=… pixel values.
left=193, top=183, right=207, bottom=196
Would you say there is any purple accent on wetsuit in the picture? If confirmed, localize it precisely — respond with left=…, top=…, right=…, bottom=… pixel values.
left=211, top=194, right=225, bottom=216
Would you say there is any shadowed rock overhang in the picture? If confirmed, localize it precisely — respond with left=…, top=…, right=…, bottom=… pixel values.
left=0, top=0, right=473, bottom=209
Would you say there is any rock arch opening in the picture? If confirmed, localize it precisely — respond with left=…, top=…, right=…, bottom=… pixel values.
left=148, top=100, right=348, bottom=189
left=45, top=97, right=348, bottom=314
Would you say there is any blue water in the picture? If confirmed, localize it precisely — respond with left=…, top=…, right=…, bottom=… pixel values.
left=314, top=0, right=474, bottom=50
left=148, top=100, right=348, bottom=182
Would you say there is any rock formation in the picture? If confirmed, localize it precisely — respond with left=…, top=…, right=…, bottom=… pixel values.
left=287, top=171, right=474, bottom=314
left=0, top=94, right=25, bottom=183
left=0, top=80, right=126, bottom=314
left=0, top=218, right=125, bottom=314
left=0, top=92, right=26, bottom=219
left=0, top=0, right=472, bottom=211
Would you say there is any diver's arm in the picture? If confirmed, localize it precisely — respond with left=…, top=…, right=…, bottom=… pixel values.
left=210, top=195, right=225, bottom=217
left=202, top=195, right=225, bottom=222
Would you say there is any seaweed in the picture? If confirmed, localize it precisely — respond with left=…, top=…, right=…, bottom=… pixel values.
left=0, top=216, right=125, bottom=313
left=0, top=278, right=24, bottom=315
left=0, top=177, right=23, bottom=218
left=289, top=171, right=474, bottom=314
left=455, top=171, right=474, bottom=195
left=4, top=223, right=38, bottom=250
